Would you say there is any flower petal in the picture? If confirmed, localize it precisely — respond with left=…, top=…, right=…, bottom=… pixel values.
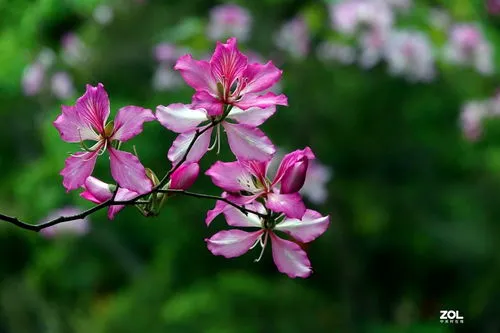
left=226, top=105, right=276, bottom=127
left=209, top=37, right=248, bottom=88
left=74, top=83, right=110, bottom=133
left=192, top=91, right=224, bottom=116
left=167, top=127, right=213, bottom=164
left=234, top=92, right=288, bottom=110
left=156, top=103, right=207, bottom=133
left=273, top=147, right=315, bottom=186
left=223, top=122, right=275, bottom=161
left=108, top=187, right=139, bottom=220
left=174, top=54, right=217, bottom=93
left=240, top=61, right=283, bottom=95
left=266, top=192, right=306, bottom=219
left=223, top=205, right=263, bottom=228
left=206, top=160, right=255, bottom=193
left=112, top=106, right=155, bottom=141
left=170, top=162, right=200, bottom=190
left=275, top=210, right=330, bottom=243
left=270, top=233, right=312, bottom=278
left=109, top=148, right=152, bottom=193
left=206, top=229, right=263, bottom=258
left=80, top=176, right=113, bottom=203
left=206, top=198, right=229, bottom=226
left=54, top=105, right=100, bottom=143
left=61, top=151, right=99, bottom=192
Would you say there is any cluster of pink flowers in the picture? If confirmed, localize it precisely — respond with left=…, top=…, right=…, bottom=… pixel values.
left=22, top=48, right=75, bottom=100
left=207, top=4, right=252, bottom=42
left=322, top=1, right=495, bottom=80
left=53, top=38, right=330, bottom=278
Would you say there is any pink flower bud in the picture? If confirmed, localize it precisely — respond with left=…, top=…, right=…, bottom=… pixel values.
left=280, top=157, right=309, bottom=194
left=170, top=162, right=200, bottom=190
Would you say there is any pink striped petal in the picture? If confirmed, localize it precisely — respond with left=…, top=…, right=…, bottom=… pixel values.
left=270, top=233, right=312, bottom=278
left=206, top=161, right=255, bottom=193
left=223, top=122, right=275, bottom=161
left=206, top=198, right=229, bottom=226
left=240, top=61, right=283, bottom=95
left=206, top=229, right=263, bottom=258
left=226, top=105, right=276, bottom=127
left=75, top=83, right=110, bottom=133
left=266, top=192, right=306, bottom=219
left=108, top=187, right=139, bottom=220
left=192, top=91, right=224, bottom=116
left=109, top=148, right=152, bottom=193
left=234, top=92, right=288, bottom=110
left=80, top=176, right=113, bottom=203
left=156, top=103, right=207, bottom=133
left=174, top=54, right=217, bottom=93
left=209, top=37, right=248, bottom=88
left=167, top=127, right=213, bottom=164
left=222, top=205, right=263, bottom=228
left=61, top=151, right=99, bottom=192
left=170, top=162, right=200, bottom=190
left=54, top=105, right=99, bottom=143
left=274, top=210, right=330, bottom=243
left=112, top=106, right=155, bottom=141
left=273, top=147, right=315, bottom=186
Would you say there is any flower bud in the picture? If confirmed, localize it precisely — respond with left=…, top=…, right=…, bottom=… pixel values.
left=280, top=157, right=308, bottom=194
left=80, top=176, right=114, bottom=203
left=170, top=162, right=200, bottom=190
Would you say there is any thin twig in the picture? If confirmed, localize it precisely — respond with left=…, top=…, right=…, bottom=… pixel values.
left=160, top=189, right=267, bottom=218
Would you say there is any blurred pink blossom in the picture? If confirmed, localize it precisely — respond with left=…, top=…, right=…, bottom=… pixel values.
left=443, top=24, right=494, bottom=75
left=275, top=16, right=310, bottom=59
left=384, top=30, right=435, bottom=82
left=51, top=72, right=75, bottom=100
left=39, top=207, right=90, bottom=238
left=487, top=0, right=500, bottom=15
left=329, top=0, right=393, bottom=36
left=207, top=4, right=252, bottom=42
left=300, top=161, right=333, bottom=205
left=316, top=41, right=356, bottom=65
left=460, top=101, right=488, bottom=141
left=61, top=33, right=89, bottom=65
left=22, top=62, right=45, bottom=96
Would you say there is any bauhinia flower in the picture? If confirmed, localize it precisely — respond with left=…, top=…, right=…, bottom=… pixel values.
left=275, top=16, right=310, bottom=59
left=54, top=83, right=156, bottom=193
left=205, top=147, right=315, bottom=222
left=81, top=176, right=143, bottom=220
left=174, top=37, right=287, bottom=116
left=156, top=103, right=276, bottom=163
left=205, top=202, right=330, bottom=278
left=80, top=162, right=199, bottom=219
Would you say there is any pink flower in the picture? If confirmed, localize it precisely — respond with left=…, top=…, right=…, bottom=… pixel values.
left=39, top=207, right=90, bottom=238
left=207, top=4, right=252, bottom=42
left=80, top=177, right=143, bottom=220
left=205, top=147, right=315, bottom=222
left=51, top=72, right=75, bottom=100
left=487, top=0, right=500, bottom=15
left=329, top=0, right=393, bottom=36
left=156, top=103, right=276, bottom=163
left=22, top=62, right=45, bottom=96
left=384, top=30, right=435, bottom=82
left=169, top=161, right=200, bottom=190
left=54, top=83, right=156, bottom=193
left=205, top=202, right=330, bottom=278
left=154, top=43, right=182, bottom=63
left=275, top=16, right=310, bottom=59
left=300, top=160, right=332, bottom=205
left=174, top=37, right=287, bottom=116
left=443, top=24, right=494, bottom=75
left=460, top=100, right=488, bottom=141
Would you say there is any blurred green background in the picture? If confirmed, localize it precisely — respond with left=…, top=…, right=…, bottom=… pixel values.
left=1, top=0, right=500, bottom=332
